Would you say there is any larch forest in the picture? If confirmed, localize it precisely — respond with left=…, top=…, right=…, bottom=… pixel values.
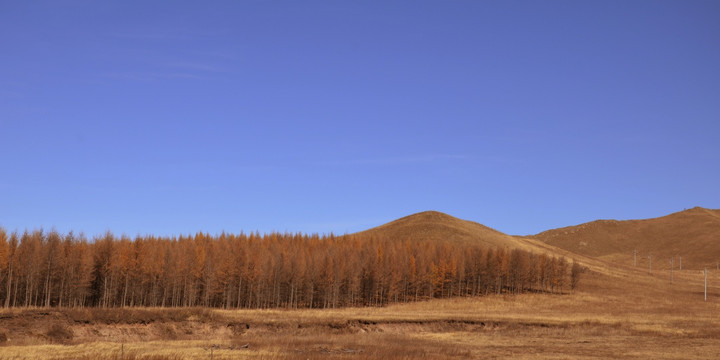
left=0, top=228, right=579, bottom=309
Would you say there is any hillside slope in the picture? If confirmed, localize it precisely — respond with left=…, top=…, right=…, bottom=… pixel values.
left=356, top=211, right=544, bottom=253
left=356, top=211, right=646, bottom=279
left=531, top=207, right=720, bottom=269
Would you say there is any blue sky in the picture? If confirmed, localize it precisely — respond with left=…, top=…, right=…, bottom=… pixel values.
left=1, top=1, right=719, bottom=237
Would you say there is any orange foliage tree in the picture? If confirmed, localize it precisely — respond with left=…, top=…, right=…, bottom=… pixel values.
left=0, top=227, right=574, bottom=308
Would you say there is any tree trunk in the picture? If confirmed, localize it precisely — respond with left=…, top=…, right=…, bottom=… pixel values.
left=4, top=269, right=11, bottom=308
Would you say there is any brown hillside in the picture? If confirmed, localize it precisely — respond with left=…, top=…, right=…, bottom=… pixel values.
left=356, top=211, right=540, bottom=252
left=355, top=211, right=630, bottom=279
left=531, top=207, right=720, bottom=269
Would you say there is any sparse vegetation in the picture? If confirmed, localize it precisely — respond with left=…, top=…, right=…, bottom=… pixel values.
left=0, top=265, right=719, bottom=359
left=45, top=323, right=73, bottom=344
left=533, top=207, right=720, bottom=269
left=1, top=209, right=718, bottom=358
left=1, top=270, right=719, bottom=359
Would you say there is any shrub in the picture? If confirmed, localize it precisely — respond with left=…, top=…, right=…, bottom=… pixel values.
left=46, top=323, right=73, bottom=344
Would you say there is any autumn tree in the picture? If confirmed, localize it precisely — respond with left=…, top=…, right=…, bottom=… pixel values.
left=0, top=229, right=9, bottom=307
left=570, top=259, right=583, bottom=292
left=0, top=226, right=577, bottom=309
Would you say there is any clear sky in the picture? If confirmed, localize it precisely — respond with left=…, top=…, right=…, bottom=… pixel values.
left=1, top=1, right=719, bottom=238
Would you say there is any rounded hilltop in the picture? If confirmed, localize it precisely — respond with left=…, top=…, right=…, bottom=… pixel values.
left=355, top=210, right=538, bottom=252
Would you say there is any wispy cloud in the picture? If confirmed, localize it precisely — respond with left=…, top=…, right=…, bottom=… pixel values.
left=166, top=62, right=232, bottom=73
left=100, top=60, right=234, bottom=82
left=356, top=154, right=468, bottom=165
left=318, top=154, right=469, bottom=167
left=102, top=72, right=210, bottom=81
left=109, top=28, right=217, bottom=41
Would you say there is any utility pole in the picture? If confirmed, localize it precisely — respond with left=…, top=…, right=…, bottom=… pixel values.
left=634, top=249, right=637, bottom=267
left=679, top=256, right=682, bottom=271
left=704, top=268, right=708, bottom=302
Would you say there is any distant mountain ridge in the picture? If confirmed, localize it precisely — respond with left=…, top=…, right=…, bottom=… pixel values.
left=530, top=207, right=720, bottom=269
left=356, top=207, right=719, bottom=270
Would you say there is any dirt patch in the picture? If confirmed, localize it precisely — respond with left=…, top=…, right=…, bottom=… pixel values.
left=0, top=307, right=651, bottom=348
left=226, top=322, right=250, bottom=335
left=46, top=323, right=74, bottom=344
left=64, top=307, right=217, bottom=325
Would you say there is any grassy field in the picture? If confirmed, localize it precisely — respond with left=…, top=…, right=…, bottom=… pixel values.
left=1, top=263, right=719, bottom=359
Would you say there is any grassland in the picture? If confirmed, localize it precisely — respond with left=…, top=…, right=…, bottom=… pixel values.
left=1, top=263, right=719, bottom=359
left=532, top=207, right=720, bottom=269
left=2, top=208, right=718, bottom=359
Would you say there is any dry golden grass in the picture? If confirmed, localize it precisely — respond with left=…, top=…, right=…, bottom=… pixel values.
left=355, top=210, right=541, bottom=251
left=2, top=263, right=720, bottom=359
left=2, top=209, right=719, bottom=359
left=532, top=207, right=720, bottom=269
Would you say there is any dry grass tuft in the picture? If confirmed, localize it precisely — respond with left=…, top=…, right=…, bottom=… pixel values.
left=46, top=323, right=74, bottom=344
left=64, top=307, right=217, bottom=325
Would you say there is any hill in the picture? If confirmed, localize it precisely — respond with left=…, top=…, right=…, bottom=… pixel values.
left=4, top=210, right=720, bottom=359
left=531, top=207, right=720, bottom=269
left=355, top=210, right=543, bottom=252
left=355, top=211, right=638, bottom=278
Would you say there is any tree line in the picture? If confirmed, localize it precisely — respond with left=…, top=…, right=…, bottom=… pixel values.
left=0, top=228, right=579, bottom=309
